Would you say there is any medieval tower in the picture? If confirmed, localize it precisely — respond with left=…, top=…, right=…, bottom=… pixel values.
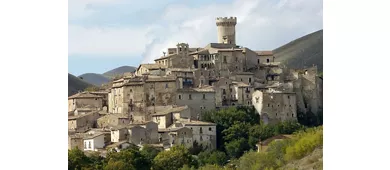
left=216, top=17, right=237, bottom=44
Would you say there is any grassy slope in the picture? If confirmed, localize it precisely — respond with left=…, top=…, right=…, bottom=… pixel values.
left=68, top=73, right=93, bottom=96
left=280, top=147, right=323, bottom=170
left=273, top=30, right=323, bottom=72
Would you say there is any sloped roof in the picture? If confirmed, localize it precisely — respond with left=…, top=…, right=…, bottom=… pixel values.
left=255, top=51, right=273, bottom=56
left=68, top=92, right=103, bottom=99
left=180, top=120, right=216, bottom=126
left=152, top=105, right=189, bottom=116
left=139, top=63, right=167, bottom=70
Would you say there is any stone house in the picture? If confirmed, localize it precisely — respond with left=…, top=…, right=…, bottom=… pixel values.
left=158, top=127, right=193, bottom=150
left=110, top=124, right=147, bottom=145
left=176, top=86, right=216, bottom=115
left=68, top=92, right=103, bottom=112
left=214, top=77, right=233, bottom=107
left=68, top=133, right=84, bottom=150
left=83, top=132, right=105, bottom=151
left=255, top=51, right=275, bottom=64
left=151, top=105, right=192, bottom=129
left=133, top=121, right=159, bottom=144
left=90, top=90, right=109, bottom=109
left=166, top=68, right=196, bottom=89
left=68, top=111, right=100, bottom=132
left=110, top=126, right=129, bottom=142
left=136, top=63, right=166, bottom=76
left=97, top=114, right=129, bottom=128
left=252, top=90, right=297, bottom=124
left=231, top=81, right=253, bottom=106
left=171, top=120, right=217, bottom=150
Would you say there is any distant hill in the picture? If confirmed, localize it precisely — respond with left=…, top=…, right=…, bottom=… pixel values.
left=78, top=73, right=110, bottom=86
left=273, top=29, right=323, bottom=72
left=103, top=66, right=137, bottom=79
left=68, top=73, right=93, bottom=96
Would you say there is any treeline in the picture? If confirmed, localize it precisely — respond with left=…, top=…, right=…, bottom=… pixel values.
left=69, top=106, right=323, bottom=170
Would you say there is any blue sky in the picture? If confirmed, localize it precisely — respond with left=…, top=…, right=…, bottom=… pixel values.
left=68, top=0, right=323, bottom=76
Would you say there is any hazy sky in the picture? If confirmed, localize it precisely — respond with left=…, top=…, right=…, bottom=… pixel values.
left=68, top=0, right=323, bottom=76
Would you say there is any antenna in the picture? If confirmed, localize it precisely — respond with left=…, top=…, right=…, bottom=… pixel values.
left=163, top=52, right=166, bottom=56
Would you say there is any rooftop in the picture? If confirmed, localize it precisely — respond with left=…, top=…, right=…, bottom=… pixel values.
left=177, top=85, right=215, bottom=93
left=255, top=51, right=273, bottom=56
left=155, top=53, right=177, bottom=61
left=105, top=141, right=132, bottom=148
left=232, top=81, right=250, bottom=87
left=68, top=92, right=103, bottom=99
left=139, top=63, right=167, bottom=70
left=152, top=105, right=189, bottom=116
left=83, top=132, right=105, bottom=140
left=180, top=120, right=216, bottom=126
left=167, top=68, right=196, bottom=72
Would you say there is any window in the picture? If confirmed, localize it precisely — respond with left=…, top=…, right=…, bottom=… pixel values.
left=203, top=94, right=206, bottom=99
left=223, top=56, right=227, bottom=63
left=84, top=142, right=87, bottom=149
left=276, top=113, right=278, bottom=116
left=200, top=127, right=203, bottom=134
left=292, top=114, right=294, bottom=117
left=179, top=48, right=182, bottom=51
left=201, top=80, right=204, bottom=84
left=130, top=89, right=133, bottom=92
left=179, top=95, right=182, bottom=100
left=88, top=141, right=91, bottom=149
left=201, top=72, right=203, bottom=75
left=95, top=98, right=97, bottom=100
left=209, top=127, right=212, bottom=131
left=189, top=94, right=192, bottom=100
left=249, top=78, right=252, bottom=83
left=288, top=96, right=290, bottom=99
left=229, top=88, right=232, bottom=93
left=268, top=103, right=270, bottom=107
left=267, top=59, right=270, bottom=63
left=225, top=81, right=227, bottom=84
left=257, top=59, right=260, bottom=64
left=235, top=57, right=238, bottom=62
left=165, top=83, right=168, bottom=88
left=200, top=136, right=203, bottom=141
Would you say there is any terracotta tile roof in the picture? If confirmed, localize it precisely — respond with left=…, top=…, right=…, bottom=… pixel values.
left=68, top=92, right=103, bottom=99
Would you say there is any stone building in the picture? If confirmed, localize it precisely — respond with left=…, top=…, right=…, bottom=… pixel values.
left=68, top=111, right=100, bottom=132
left=83, top=132, right=105, bottom=151
left=133, top=121, right=159, bottom=144
left=68, top=92, right=103, bottom=112
left=97, top=114, right=130, bottom=128
left=176, top=86, right=216, bottom=115
left=231, top=81, right=253, bottom=106
left=110, top=124, right=147, bottom=145
left=158, top=127, right=193, bottom=150
left=68, top=133, right=84, bottom=150
left=170, top=120, right=217, bottom=150
left=252, top=90, right=298, bottom=125
left=136, top=63, right=166, bottom=76
left=151, top=105, right=192, bottom=129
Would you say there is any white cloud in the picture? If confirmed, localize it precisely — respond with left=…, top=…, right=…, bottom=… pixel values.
left=141, top=0, right=322, bottom=63
left=68, top=25, right=153, bottom=56
left=68, top=0, right=323, bottom=63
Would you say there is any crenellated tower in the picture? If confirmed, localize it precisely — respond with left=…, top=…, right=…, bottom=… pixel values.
left=216, top=17, right=237, bottom=44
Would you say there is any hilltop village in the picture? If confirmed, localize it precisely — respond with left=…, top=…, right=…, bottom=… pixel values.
left=68, top=17, right=323, bottom=154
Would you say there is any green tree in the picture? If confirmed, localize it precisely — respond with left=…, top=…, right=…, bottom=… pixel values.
left=153, top=145, right=195, bottom=170
left=104, top=160, right=134, bottom=170
left=224, top=138, right=250, bottom=159
left=68, top=148, right=92, bottom=170
left=188, top=140, right=205, bottom=155
left=84, top=86, right=100, bottom=92
left=140, top=144, right=161, bottom=162
left=198, top=150, right=228, bottom=166
left=104, top=148, right=150, bottom=170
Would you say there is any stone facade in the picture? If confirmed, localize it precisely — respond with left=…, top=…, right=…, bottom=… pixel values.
left=68, top=92, right=103, bottom=112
